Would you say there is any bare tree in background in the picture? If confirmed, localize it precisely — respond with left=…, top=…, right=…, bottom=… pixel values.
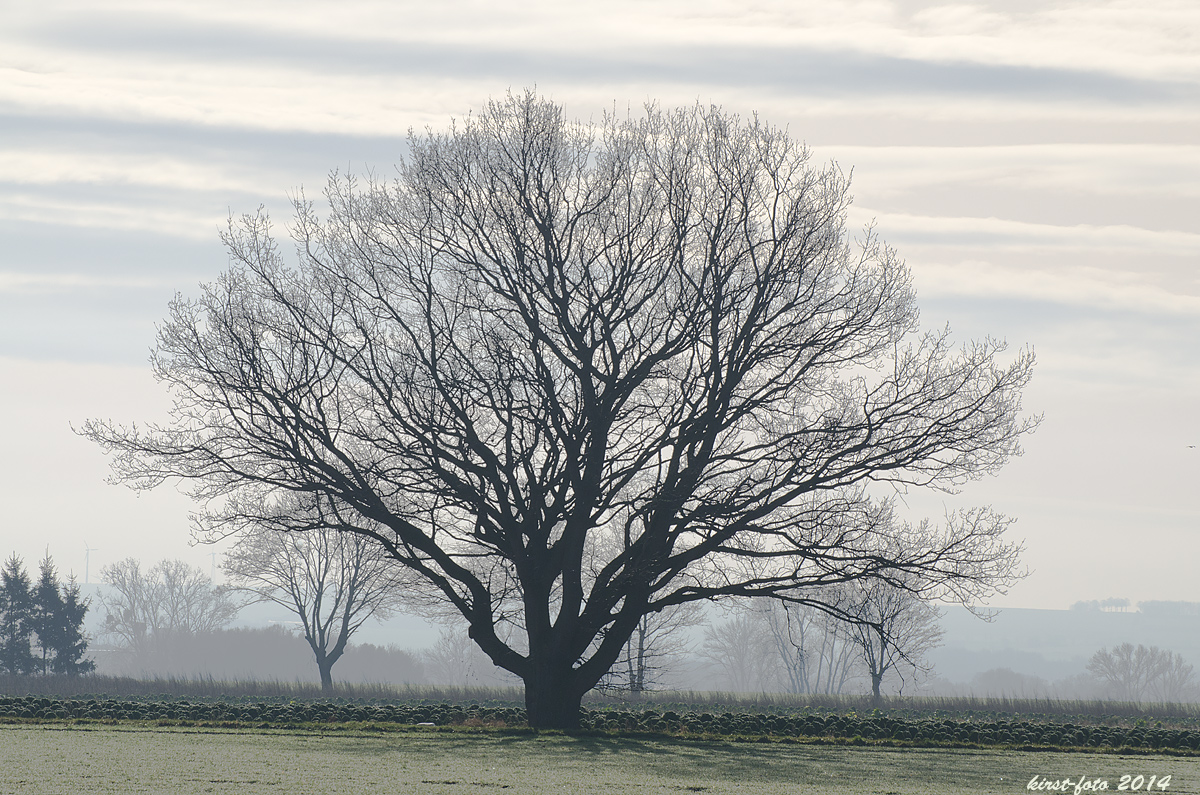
left=421, top=627, right=517, bottom=686
left=600, top=602, right=703, bottom=693
left=1149, top=652, right=1198, bottom=703
left=1087, top=643, right=1198, bottom=703
left=422, top=629, right=479, bottom=686
left=83, top=92, right=1034, bottom=728
left=100, top=558, right=240, bottom=664
left=838, top=577, right=944, bottom=701
left=595, top=522, right=704, bottom=693
left=760, top=599, right=860, bottom=695
left=701, top=610, right=777, bottom=693
left=223, top=519, right=412, bottom=691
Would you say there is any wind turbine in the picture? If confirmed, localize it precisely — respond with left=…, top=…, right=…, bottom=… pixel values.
left=84, top=542, right=99, bottom=585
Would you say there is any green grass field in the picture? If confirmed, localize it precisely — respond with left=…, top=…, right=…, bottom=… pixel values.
left=2, top=723, right=1197, bottom=795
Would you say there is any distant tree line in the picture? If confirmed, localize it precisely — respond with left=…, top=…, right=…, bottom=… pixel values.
left=954, top=643, right=1199, bottom=704
left=0, top=553, right=94, bottom=676
left=1087, top=643, right=1197, bottom=703
left=1136, top=601, right=1200, bottom=616
left=1069, top=598, right=1200, bottom=615
left=98, top=551, right=410, bottom=690
left=99, top=559, right=239, bottom=645
left=584, top=577, right=945, bottom=698
left=93, top=552, right=948, bottom=695
left=1070, top=598, right=1133, bottom=613
left=69, top=549, right=1200, bottom=704
left=94, top=623, right=426, bottom=685
left=98, top=558, right=241, bottom=671
left=696, top=581, right=943, bottom=699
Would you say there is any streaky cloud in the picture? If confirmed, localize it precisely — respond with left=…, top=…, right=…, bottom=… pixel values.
left=854, top=209, right=1200, bottom=256
left=22, top=12, right=1200, bottom=107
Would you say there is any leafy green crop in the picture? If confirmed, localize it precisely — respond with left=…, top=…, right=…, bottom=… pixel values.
left=3, top=695, right=1198, bottom=753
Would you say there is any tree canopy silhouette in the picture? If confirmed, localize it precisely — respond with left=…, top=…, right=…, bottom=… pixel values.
left=84, top=92, right=1035, bottom=728
left=223, top=514, right=413, bottom=692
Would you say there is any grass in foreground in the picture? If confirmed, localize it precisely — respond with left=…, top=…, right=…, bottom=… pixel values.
left=3, top=722, right=1197, bottom=795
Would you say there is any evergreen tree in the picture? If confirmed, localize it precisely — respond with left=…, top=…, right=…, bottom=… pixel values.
left=53, top=576, right=95, bottom=675
left=0, top=554, right=37, bottom=675
left=31, top=553, right=65, bottom=675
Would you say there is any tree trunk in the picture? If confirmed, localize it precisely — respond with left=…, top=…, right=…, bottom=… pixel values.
left=318, top=657, right=334, bottom=692
left=523, top=660, right=584, bottom=729
left=306, top=633, right=344, bottom=694
left=525, top=682, right=583, bottom=729
left=871, top=671, right=883, bottom=703
left=634, top=625, right=645, bottom=693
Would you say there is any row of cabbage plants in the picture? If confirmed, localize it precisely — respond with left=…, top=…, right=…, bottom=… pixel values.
left=3, top=696, right=1198, bottom=752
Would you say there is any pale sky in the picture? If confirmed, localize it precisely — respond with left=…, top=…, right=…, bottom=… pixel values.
left=1, top=0, right=1197, bottom=609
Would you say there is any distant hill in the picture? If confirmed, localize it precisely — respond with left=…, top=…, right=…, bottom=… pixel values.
left=929, top=605, right=1200, bottom=685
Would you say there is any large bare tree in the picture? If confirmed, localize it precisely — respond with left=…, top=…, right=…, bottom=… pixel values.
left=83, top=93, right=1034, bottom=728
left=222, top=516, right=413, bottom=691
